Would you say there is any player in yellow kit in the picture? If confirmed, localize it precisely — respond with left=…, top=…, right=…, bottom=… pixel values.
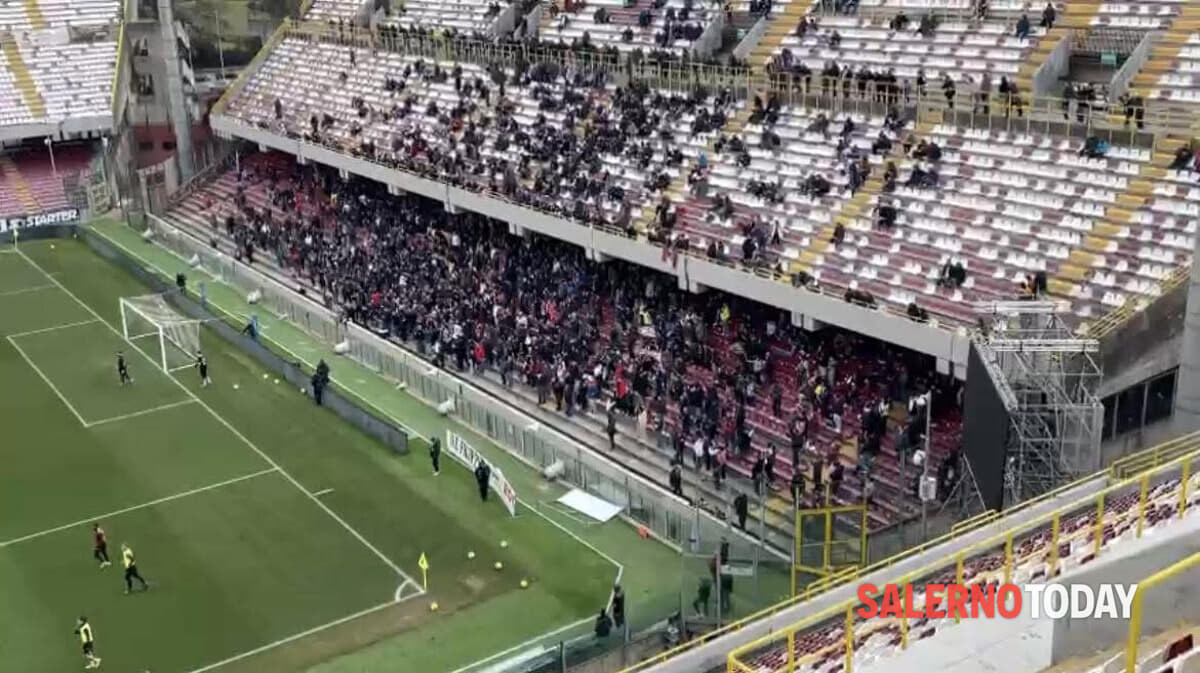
left=122, top=543, right=149, bottom=594
left=75, top=616, right=102, bottom=669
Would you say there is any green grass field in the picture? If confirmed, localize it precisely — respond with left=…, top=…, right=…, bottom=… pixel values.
left=0, top=239, right=646, bottom=673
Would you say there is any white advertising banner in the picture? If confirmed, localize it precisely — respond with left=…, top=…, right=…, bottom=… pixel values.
left=446, top=431, right=518, bottom=516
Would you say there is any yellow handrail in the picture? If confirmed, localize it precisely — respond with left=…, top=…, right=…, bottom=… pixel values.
left=950, top=509, right=998, bottom=534
left=1081, top=265, right=1190, bottom=340
left=620, top=434, right=1200, bottom=673
left=210, top=18, right=292, bottom=117
left=1125, top=552, right=1200, bottom=672
left=1111, top=429, right=1200, bottom=479
left=727, top=438, right=1200, bottom=672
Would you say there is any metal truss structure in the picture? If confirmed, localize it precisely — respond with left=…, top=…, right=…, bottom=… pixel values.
left=974, top=302, right=1105, bottom=506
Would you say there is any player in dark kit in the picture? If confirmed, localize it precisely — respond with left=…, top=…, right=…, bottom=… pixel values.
left=121, top=543, right=149, bottom=594
left=117, top=351, right=132, bottom=385
left=92, top=523, right=111, bottom=568
left=195, top=350, right=211, bottom=387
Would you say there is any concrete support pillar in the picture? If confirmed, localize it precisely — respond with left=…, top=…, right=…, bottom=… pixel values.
left=1174, top=242, right=1200, bottom=431
left=156, top=0, right=194, bottom=182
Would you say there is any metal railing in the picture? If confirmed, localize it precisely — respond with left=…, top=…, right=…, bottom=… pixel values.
left=1124, top=551, right=1200, bottom=673
left=222, top=19, right=1198, bottom=136
left=614, top=431, right=1198, bottom=673
left=725, top=432, right=1200, bottom=673
left=1082, top=264, right=1190, bottom=341
left=130, top=213, right=776, bottom=568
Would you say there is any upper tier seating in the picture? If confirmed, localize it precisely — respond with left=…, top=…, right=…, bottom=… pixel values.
left=381, top=0, right=506, bottom=31
left=1147, top=34, right=1200, bottom=105
left=671, top=105, right=901, bottom=275
left=678, top=119, right=1193, bottom=327
left=770, top=14, right=1044, bottom=85
left=19, top=38, right=119, bottom=122
left=540, top=0, right=717, bottom=54
left=305, top=0, right=365, bottom=21
left=0, top=0, right=119, bottom=29
left=224, top=37, right=734, bottom=229
left=740, top=469, right=1200, bottom=673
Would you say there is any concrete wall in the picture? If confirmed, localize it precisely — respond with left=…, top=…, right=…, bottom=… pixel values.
left=1050, top=521, right=1200, bottom=664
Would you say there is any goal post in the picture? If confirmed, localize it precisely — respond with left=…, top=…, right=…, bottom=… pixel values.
left=119, top=295, right=201, bottom=373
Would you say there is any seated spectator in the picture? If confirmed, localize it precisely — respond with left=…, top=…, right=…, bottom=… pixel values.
left=871, top=131, right=892, bottom=155
left=889, top=10, right=909, bottom=31
left=1079, top=136, right=1108, bottom=159
left=1169, top=145, right=1194, bottom=171
left=906, top=302, right=929, bottom=322
left=875, top=201, right=897, bottom=230
left=1015, top=13, right=1030, bottom=39
left=916, top=13, right=936, bottom=38
left=806, top=113, right=830, bottom=138
left=938, top=259, right=966, bottom=288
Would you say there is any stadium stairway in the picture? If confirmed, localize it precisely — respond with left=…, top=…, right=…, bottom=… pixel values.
left=794, top=121, right=912, bottom=280
left=747, top=0, right=817, bottom=66
left=21, top=0, right=48, bottom=30
left=1013, top=0, right=1102, bottom=94
left=0, top=156, right=40, bottom=214
left=639, top=93, right=762, bottom=235
left=1128, top=6, right=1200, bottom=99
left=0, top=35, right=46, bottom=119
left=1049, top=134, right=1194, bottom=301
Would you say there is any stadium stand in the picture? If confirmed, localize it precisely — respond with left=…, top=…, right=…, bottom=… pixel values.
left=0, top=0, right=121, bottom=135
left=1135, top=10, right=1200, bottom=105
left=224, top=36, right=735, bottom=230
left=722, top=438, right=1200, bottom=673
left=158, top=150, right=965, bottom=529
left=0, top=146, right=95, bottom=217
left=539, top=0, right=717, bottom=54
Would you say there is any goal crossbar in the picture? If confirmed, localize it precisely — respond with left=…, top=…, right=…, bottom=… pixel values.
left=119, top=295, right=201, bottom=373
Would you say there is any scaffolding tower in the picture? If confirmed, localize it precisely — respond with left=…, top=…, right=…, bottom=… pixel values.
left=972, top=300, right=1105, bottom=506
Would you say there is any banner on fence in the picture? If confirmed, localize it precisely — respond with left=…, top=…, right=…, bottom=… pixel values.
left=0, top=208, right=80, bottom=232
left=446, top=431, right=518, bottom=516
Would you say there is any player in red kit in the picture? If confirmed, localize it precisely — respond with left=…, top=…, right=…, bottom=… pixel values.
left=93, top=523, right=111, bottom=568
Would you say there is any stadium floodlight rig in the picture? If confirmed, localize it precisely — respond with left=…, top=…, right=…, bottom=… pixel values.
left=119, top=295, right=202, bottom=373
left=974, top=301, right=1104, bottom=506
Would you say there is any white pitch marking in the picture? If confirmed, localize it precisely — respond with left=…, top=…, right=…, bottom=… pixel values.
left=6, top=335, right=90, bottom=427
left=85, top=399, right=198, bottom=428
left=16, top=249, right=424, bottom=594
left=0, top=283, right=55, bottom=297
left=7, top=318, right=101, bottom=338
left=0, top=468, right=279, bottom=547
left=310, top=488, right=335, bottom=498
left=181, top=597, right=414, bottom=673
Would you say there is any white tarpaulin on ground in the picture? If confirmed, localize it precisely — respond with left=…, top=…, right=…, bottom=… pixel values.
left=556, top=489, right=622, bottom=523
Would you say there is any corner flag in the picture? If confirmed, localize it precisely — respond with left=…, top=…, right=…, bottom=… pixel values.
left=418, top=553, right=430, bottom=590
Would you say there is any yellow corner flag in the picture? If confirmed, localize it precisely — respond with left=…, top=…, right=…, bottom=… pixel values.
left=418, top=553, right=429, bottom=590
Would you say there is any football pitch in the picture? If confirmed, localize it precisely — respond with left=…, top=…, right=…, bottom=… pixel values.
left=0, top=237, right=687, bottom=673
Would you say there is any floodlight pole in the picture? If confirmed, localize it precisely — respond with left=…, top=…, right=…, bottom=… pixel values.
left=920, top=391, right=932, bottom=539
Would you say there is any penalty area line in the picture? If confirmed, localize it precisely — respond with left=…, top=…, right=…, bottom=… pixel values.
left=0, top=468, right=280, bottom=548
left=85, top=399, right=198, bottom=428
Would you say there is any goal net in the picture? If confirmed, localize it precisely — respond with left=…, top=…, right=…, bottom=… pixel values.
left=120, top=295, right=201, bottom=373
